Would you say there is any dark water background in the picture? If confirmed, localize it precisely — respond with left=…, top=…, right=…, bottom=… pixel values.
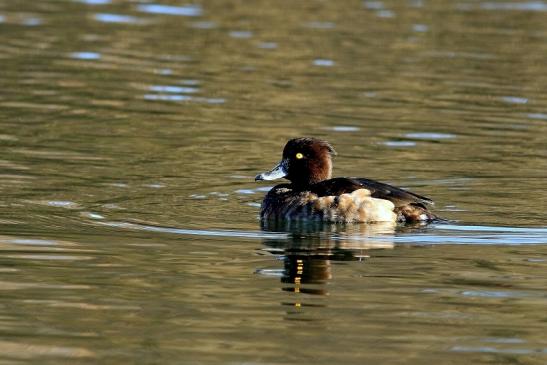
left=1, top=0, right=546, bottom=364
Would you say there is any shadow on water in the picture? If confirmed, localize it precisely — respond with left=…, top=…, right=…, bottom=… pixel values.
left=257, top=220, right=397, bottom=295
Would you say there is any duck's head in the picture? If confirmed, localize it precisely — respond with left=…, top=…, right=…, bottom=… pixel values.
left=255, top=137, right=336, bottom=186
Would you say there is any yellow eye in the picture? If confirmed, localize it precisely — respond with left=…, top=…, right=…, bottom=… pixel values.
left=295, top=153, right=304, bottom=159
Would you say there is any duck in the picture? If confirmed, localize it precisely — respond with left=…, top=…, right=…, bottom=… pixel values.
left=255, top=137, right=437, bottom=223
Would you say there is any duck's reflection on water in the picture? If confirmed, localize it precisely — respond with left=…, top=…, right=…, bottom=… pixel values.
left=258, top=220, right=397, bottom=296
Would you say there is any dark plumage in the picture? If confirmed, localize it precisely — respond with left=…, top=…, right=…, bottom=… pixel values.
left=255, top=137, right=437, bottom=223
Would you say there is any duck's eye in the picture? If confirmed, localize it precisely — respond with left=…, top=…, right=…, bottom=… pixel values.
left=295, top=153, right=304, bottom=159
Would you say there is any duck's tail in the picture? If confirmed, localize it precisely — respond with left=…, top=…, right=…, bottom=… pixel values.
left=395, top=203, right=438, bottom=223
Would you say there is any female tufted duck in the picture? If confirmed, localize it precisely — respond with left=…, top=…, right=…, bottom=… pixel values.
left=255, top=137, right=437, bottom=223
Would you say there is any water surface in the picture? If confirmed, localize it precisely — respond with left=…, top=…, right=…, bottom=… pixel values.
left=0, top=0, right=546, bottom=364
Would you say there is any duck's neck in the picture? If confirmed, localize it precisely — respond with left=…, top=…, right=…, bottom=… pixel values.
left=309, top=157, right=332, bottom=183
left=290, top=174, right=330, bottom=190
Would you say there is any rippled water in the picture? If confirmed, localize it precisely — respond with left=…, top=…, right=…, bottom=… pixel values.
left=1, top=0, right=546, bottom=364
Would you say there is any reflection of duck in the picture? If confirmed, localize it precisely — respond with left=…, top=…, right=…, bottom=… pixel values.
left=255, top=137, right=437, bottom=223
left=259, top=221, right=396, bottom=295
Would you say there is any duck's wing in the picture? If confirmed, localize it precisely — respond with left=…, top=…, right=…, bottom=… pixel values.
left=353, top=177, right=433, bottom=207
left=311, top=177, right=434, bottom=208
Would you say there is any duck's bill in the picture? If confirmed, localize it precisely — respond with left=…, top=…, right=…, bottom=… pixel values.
left=255, top=160, right=288, bottom=181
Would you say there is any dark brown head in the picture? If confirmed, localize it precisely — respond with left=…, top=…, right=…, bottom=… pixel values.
left=255, top=137, right=336, bottom=186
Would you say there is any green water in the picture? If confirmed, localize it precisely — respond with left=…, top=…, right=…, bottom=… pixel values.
left=1, top=0, right=546, bottom=364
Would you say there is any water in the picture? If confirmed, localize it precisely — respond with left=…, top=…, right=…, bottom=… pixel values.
left=1, top=0, right=547, bottom=363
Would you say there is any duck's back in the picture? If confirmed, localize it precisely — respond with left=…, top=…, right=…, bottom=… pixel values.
left=310, top=177, right=436, bottom=222
left=260, top=183, right=397, bottom=223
